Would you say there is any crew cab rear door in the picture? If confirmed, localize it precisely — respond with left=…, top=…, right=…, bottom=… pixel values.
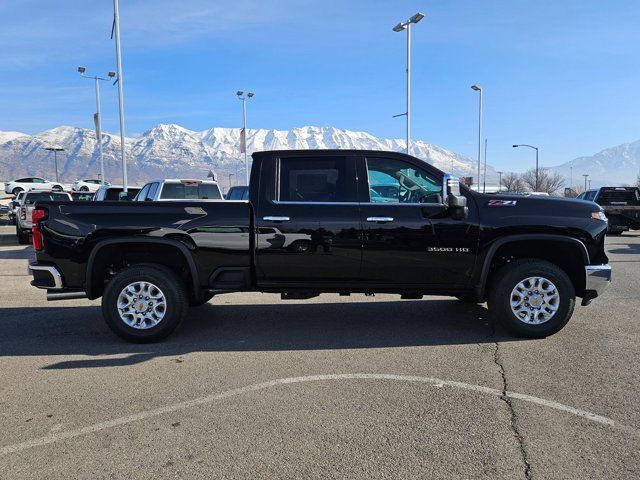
left=254, top=153, right=362, bottom=285
left=357, top=154, right=478, bottom=287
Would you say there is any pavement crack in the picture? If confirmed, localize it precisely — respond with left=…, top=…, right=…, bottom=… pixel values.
left=494, top=342, right=533, bottom=480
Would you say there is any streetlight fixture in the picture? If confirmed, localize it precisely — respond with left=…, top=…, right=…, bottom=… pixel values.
left=471, top=85, right=482, bottom=191
left=392, top=12, right=425, bottom=155
left=237, top=90, right=255, bottom=185
left=513, top=144, right=539, bottom=191
left=497, top=171, right=503, bottom=192
left=112, top=0, right=128, bottom=192
left=77, top=67, right=116, bottom=185
left=44, top=147, right=65, bottom=183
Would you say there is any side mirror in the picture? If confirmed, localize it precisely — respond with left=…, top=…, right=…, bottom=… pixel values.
left=443, top=174, right=468, bottom=220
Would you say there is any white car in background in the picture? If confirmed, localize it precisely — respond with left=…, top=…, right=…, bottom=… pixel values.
left=4, top=177, right=65, bottom=196
left=71, top=179, right=105, bottom=192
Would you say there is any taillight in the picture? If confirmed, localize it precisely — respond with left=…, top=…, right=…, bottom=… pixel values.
left=32, top=208, right=47, bottom=251
left=20, top=207, right=26, bottom=220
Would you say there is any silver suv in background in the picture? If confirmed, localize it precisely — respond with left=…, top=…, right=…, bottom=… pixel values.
left=93, top=185, right=141, bottom=201
left=134, top=179, right=223, bottom=202
left=16, top=191, right=71, bottom=244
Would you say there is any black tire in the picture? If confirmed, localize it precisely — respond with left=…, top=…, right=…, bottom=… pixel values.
left=189, top=291, right=214, bottom=307
left=80, top=186, right=89, bottom=192
left=487, top=258, right=575, bottom=338
left=52, top=185, right=63, bottom=192
left=16, top=225, right=30, bottom=244
left=102, top=264, right=188, bottom=343
left=12, top=187, right=23, bottom=196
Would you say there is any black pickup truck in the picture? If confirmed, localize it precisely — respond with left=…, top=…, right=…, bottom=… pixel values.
left=577, top=187, right=640, bottom=235
left=28, top=150, right=611, bottom=342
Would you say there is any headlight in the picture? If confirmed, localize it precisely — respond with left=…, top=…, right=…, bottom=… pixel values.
left=591, top=211, right=607, bottom=222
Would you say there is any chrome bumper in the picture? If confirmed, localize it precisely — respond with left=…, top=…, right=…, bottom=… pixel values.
left=584, top=265, right=612, bottom=299
left=28, top=263, right=63, bottom=289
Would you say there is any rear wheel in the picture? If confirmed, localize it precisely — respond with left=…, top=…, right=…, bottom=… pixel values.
left=52, top=185, right=63, bottom=192
left=488, top=258, right=575, bottom=338
left=12, top=187, right=23, bottom=196
left=16, top=225, right=29, bottom=244
left=102, top=264, right=188, bottom=343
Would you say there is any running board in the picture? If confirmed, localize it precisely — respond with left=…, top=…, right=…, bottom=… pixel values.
left=46, top=290, right=88, bottom=301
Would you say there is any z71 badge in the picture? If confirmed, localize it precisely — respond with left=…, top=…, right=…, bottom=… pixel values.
left=488, top=199, right=517, bottom=207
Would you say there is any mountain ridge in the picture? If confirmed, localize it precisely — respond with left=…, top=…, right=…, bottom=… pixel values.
left=0, top=124, right=494, bottom=188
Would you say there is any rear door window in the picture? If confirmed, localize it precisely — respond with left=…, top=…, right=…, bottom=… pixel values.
left=277, top=156, right=357, bottom=203
left=160, top=182, right=222, bottom=200
left=25, top=193, right=70, bottom=204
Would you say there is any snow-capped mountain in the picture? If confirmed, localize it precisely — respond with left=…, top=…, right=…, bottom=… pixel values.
left=550, top=140, right=640, bottom=189
left=0, top=124, right=492, bottom=189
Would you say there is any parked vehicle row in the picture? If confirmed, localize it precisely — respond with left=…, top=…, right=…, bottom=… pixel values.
left=16, top=191, right=72, bottom=244
left=577, top=186, right=640, bottom=235
left=27, top=149, right=611, bottom=343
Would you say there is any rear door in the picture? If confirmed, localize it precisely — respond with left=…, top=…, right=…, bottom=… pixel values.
left=254, top=153, right=362, bottom=285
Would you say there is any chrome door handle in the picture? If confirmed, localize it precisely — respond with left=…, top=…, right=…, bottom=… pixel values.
left=366, top=216, right=394, bottom=223
left=263, top=216, right=290, bottom=222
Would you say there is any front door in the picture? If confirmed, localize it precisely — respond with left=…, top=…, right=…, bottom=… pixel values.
left=358, top=154, right=477, bottom=287
left=255, top=154, right=362, bottom=286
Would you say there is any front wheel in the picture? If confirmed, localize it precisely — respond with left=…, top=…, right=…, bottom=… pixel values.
left=80, top=186, right=89, bottom=192
left=487, top=259, right=575, bottom=338
left=102, top=264, right=188, bottom=343
left=52, top=185, right=63, bottom=192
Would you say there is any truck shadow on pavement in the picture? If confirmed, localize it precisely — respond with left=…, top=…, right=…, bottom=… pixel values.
left=0, top=246, right=35, bottom=260
left=0, top=300, right=520, bottom=369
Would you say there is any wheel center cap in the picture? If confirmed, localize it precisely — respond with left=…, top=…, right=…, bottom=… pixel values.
left=529, top=295, right=544, bottom=308
left=134, top=300, right=146, bottom=312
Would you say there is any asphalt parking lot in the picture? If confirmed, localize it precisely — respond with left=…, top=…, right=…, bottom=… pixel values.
left=0, top=218, right=638, bottom=480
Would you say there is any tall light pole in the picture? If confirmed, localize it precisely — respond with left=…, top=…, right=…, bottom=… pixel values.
left=483, top=138, right=488, bottom=193
left=393, top=12, right=425, bottom=155
left=471, top=85, right=482, bottom=191
left=497, top=171, right=503, bottom=192
left=236, top=91, right=254, bottom=185
left=583, top=174, right=589, bottom=192
left=77, top=67, right=116, bottom=185
left=513, top=144, right=539, bottom=190
left=44, top=147, right=64, bottom=183
left=112, top=0, right=128, bottom=192
left=228, top=172, right=235, bottom=192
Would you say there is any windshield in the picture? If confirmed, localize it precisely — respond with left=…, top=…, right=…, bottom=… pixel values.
left=160, top=183, right=222, bottom=200
left=24, top=193, right=70, bottom=205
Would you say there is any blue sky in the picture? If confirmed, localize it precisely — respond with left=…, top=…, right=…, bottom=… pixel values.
left=0, top=0, right=639, bottom=171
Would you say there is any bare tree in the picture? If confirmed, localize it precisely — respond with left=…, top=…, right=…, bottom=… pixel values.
left=500, top=172, right=526, bottom=193
left=521, top=168, right=565, bottom=195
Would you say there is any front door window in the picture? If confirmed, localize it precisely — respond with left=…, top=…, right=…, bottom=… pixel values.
left=366, top=157, right=442, bottom=204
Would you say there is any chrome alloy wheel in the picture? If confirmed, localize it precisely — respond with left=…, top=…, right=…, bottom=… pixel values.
left=117, top=281, right=167, bottom=329
left=510, top=276, right=560, bottom=325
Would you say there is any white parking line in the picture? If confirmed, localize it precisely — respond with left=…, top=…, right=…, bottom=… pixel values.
left=1, top=373, right=637, bottom=456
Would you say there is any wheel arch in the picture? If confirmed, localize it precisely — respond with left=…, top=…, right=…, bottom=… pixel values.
left=86, top=237, right=200, bottom=300
left=477, top=234, right=589, bottom=300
